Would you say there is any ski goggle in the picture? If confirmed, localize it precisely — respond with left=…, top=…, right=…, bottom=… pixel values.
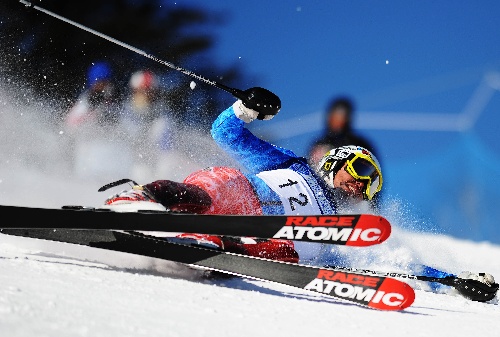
left=344, top=153, right=383, bottom=200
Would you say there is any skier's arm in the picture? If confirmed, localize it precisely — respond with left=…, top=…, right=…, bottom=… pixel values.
left=211, top=101, right=297, bottom=173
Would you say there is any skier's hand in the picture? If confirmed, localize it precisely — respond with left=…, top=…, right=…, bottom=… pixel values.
left=458, top=271, right=496, bottom=286
left=233, top=87, right=281, bottom=122
left=233, top=100, right=259, bottom=123
left=455, top=271, right=498, bottom=302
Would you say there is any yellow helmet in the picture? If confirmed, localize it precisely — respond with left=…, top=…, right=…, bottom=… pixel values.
left=316, top=145, right=383, bottom=200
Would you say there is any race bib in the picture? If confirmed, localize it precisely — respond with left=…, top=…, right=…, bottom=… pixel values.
left=256, top=169, right=321, bottom=215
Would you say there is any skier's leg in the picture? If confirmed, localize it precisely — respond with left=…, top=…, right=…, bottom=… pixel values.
left=183, top=166, right=263, bottom=215
left=221, top=236, right=299, bottom=263
left=144, top=179, right=212, bottom=213
left=184, top=167, right=298, bottom=262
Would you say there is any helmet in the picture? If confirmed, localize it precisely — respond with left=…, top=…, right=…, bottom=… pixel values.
left=316, top=145, right=382, bottom=200
left=129, top=70, right=157, bottom=90
left=87, top=61, right=112, bottom=87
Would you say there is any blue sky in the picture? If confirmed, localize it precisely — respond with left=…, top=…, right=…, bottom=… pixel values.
left=176, top=0, right=500, bottom=162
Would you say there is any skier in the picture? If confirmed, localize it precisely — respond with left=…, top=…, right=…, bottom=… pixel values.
left=65, top=61, right=121, bottom=129
left=102, top=87, right=494, bottom=292
left=104, top=88, right=383, bottom=264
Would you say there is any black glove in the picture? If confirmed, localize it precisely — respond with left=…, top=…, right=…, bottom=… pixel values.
left=234, top=87, right=281, bottom=121
left=456, top=271, right=498, bottom=302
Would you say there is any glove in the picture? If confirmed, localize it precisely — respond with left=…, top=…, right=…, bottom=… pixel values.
left=233, top=99, right=259, bottom=123
left=233, top=87, right=281, bottom=122
left=458, top=271, right=496, bottom=286
left=455, top=271, right=498, bottom=302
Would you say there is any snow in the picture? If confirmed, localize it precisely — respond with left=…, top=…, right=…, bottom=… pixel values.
left=1, top=90, right=499, bottom=337
left=1, top=224, right=500, bottom=337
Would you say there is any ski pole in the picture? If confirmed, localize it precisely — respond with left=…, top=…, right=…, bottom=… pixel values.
left=18, top=0, right=281, bottom=117
left=324, top=264, right=498, bottom=302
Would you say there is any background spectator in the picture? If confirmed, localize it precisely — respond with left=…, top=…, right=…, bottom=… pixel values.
left=119, top=70, right=179, bottom=181
left=64, top=61, right=126, bottom=180
left=65, top=61, right=121, bottom=130
left=307, top=96, right=377, bottom=168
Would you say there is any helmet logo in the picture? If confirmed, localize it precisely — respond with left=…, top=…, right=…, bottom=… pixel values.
left=323, top=161, right=333, bottom=171
left=333, top=148, right=352, bottom=159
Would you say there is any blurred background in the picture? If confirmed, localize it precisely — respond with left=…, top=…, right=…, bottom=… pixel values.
left=1, top=1, right=499, bottom=244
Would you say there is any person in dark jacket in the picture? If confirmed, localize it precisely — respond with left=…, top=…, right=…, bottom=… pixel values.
left=308, top=96, right=377, bottom=168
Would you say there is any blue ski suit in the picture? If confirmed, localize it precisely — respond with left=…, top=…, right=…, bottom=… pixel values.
left=209, top=104, right=339, bottom=215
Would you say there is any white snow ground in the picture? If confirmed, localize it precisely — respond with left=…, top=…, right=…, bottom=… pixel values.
left=1, top=90, right=499, bottom=336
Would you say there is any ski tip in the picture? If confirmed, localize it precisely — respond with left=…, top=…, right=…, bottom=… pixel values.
left=368, top=278, right=415, bottom=311
left=305, top=268, right=415, bottom=311
left=345, top=214, right=392, bottom=247
left=375, top=216, right=392, bottom=243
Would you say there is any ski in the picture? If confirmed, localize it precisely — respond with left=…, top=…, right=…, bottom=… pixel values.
left=0, top=228, right=415, bottom=311
left=0, top=205, right=391, bottom=246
